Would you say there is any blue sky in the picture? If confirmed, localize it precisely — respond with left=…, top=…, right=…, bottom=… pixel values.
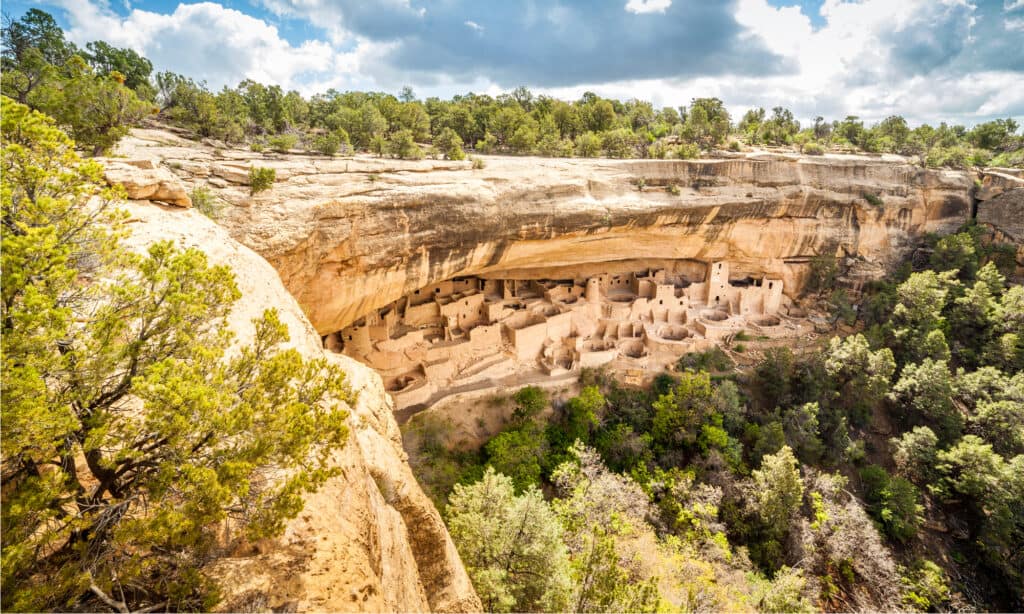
left=7, top=0, right=1024, bottom=126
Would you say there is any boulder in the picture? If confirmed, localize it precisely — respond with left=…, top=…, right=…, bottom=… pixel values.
left=104, top=161, right=192, bottom=208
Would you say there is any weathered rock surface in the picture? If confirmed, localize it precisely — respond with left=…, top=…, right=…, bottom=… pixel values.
left=112, top=130, right=976, bottom=336
left=102, top=159, right=192, bottom=207
left=119, top=200, right=480, bottom=613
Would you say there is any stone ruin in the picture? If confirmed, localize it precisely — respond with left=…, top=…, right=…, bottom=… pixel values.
left=324, top=261, right=812, bottom=410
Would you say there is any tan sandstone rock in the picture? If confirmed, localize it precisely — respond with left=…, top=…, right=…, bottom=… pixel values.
left=119, top=201, right=481, bottom=613
left=103, top=160, right=192, bottom=207
left=111, top=130, right=976, bottom=336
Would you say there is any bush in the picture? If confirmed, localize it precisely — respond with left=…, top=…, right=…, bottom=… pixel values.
left=250, top=141, right=264, bottom=152
left=434, top=127, right=465, bottom=160
left=387, top=129, right=422, bottom=159
left=859, top=464, right=922, bottom=542
left=190, top=185, right=221, bottom=218
left=805, top=255, right=839, bottom=295
left=266, top=133, right=298, bottom=153
left=601, top=128, right=637, bottom=158
left=863, top=192, right=884, bottom=207
left=313, top=129, right=349, bottom=156
left=803, top=141, right=825, bottom=155
left=575, top=132, right=602, bottom=158
left=470, top=156, right=485, bottom=170
left=475, top=132, right=498, bottom=154
left=728, top=139, right=742, bottom=152
left=666, top=184, right=680, bottom=195
left=674, top=142, right=701, bottom=160
left=677, top=347, right=734, bottom=372
left=249, top=166, right=275, bottom=194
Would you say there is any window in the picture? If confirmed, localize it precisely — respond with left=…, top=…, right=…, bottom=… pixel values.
left=768, top=282, right=773, bottom=289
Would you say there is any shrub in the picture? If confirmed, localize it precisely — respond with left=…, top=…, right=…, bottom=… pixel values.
left=434, top=127, right=465, bottom=160
left=475, top=132, right=498, bottom=154
left=313, top=129, right=349, bottom=156
left=864, top=192, right=884, bottom=207
left=250, top=141, right=264, bottom=152
left=859, top=464, right=922, bottom=542
left=805, top=255, right=839, bottom=295
left=249, top=166, right=275, bottom=194
left=601, top=128, right=637, bottom=158
left=666, top=183, right=680, bottom=195
left=677, top=347, right=734, bottom=372
left=387, top=129, right=423, bottom=159
left=470, top=156, right=485, bottom=170
left=575, top=132, right=602, bottom=158
left=190, top=185, right=221, bottom=219
left=674, top=142, right=701, bottom=160
left=267, top=133, right=298, bottom=153
left=728, top=139, right=742, bottom=152
left=803, top=141, right=825, bottom=155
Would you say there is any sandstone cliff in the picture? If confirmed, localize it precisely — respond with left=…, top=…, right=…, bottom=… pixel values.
left=118, top=200, right=480, bottom=612
left=113, top=130, right=975, bottom=335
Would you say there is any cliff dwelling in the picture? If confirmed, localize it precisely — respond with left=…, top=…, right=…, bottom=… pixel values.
left=324, top=260, right=812, bottom=411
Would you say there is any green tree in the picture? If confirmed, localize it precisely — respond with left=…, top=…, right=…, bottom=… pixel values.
left=890, top=426, right=939, bottom=484
left=651, top=370, right=715, bottom=451
left=859, top=465, right=922, bottom=542
left=512, top=386, right=547, bottom=422
left=386, top=128, right=422, bottom=159
left=575, top=131, right=602, bottom=157
left=434, top=126, right=465, bottom=160
left=82, top=40, right=154, bottom=98
left=752, top=446, right=804, bottom=532
left=485, top=423, right=548, bottom=492
left=31, top=58, right=154, bottom=155
left=889, top=359, right=962, bottom=442
left=823, top=334, right=896, bottom=424
left=1, top=97, right=352, bottom=611
left=447, top=468, right=572, bottom=612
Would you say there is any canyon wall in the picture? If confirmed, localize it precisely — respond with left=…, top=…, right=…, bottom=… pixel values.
left=115, top=131, right=976, bottom=335
left=118, top=200, right=480, bottom=613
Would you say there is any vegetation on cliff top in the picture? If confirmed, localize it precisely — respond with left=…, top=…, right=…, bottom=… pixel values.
left=3, top=9, right=1022, bottom=167
left=0, top=96, right=354, bottom=611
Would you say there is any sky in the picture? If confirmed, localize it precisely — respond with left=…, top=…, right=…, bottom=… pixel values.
left=5, top=0, right=1024, bottom=127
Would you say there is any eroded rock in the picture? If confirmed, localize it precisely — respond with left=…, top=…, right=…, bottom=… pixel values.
left=103, top=160, right=192, bottom=207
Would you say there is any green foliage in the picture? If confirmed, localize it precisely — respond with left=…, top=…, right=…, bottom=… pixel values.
left=190, top=185, right=221, bottom=219
left=824, top=334, right=896, bottom=425
left=386, top=128, right=423, bottom=159
left=859, top=465, right=922, bottom=542
left=248, top=165, right=275, bottom=194
left=447, top=468, right=572, bottom=612
left=805, top=255, right=839, bottom=295
left=901, top=560, right=950, bottom=611
left=802, top=141, right=825, bottom=155
left=863, top=192, right=884, bottom=207
left=600, top=128, right=637, bottom=158
left=890, top=359, right=962, bottom=442
left=677, top=346, right=734, bottom=372
left=470, top=155, right=486, bottom=169
left=574, top=131, right=602, bottom=158
left=312, top=128, right=349, bottom=156
left=485, top=422, right=548, bottom=492
left=753, top=446, right=804, bottom=532
left=512, top=385, right=547, bottom=422
left=434, top=126, right=465, bottom=160
left=266, top=132, right=298, bottom=152
left=1, top=98, right=352, bottom=611
left=673, top=142, right=701, bottom=160
left=890, top=426, right=939, bottom=484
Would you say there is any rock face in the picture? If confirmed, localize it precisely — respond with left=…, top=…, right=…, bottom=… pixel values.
left=119, top=200, right=480, bottom=613
left=218, top=155, right=973, bottom=334
left=103, top=159, right=193, bottom=207
left=976, top=171, right=1024, bottom=274
left=112, top=131, right=976, bottom=334
left=113, top=131, right=976, bottom=335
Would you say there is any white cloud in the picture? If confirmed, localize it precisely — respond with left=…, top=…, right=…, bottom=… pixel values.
left=464, top=20, right=484, bottom=33
left=49, top=0, right=383, bottom=94
left=624, top=0, right=672, bottom=15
